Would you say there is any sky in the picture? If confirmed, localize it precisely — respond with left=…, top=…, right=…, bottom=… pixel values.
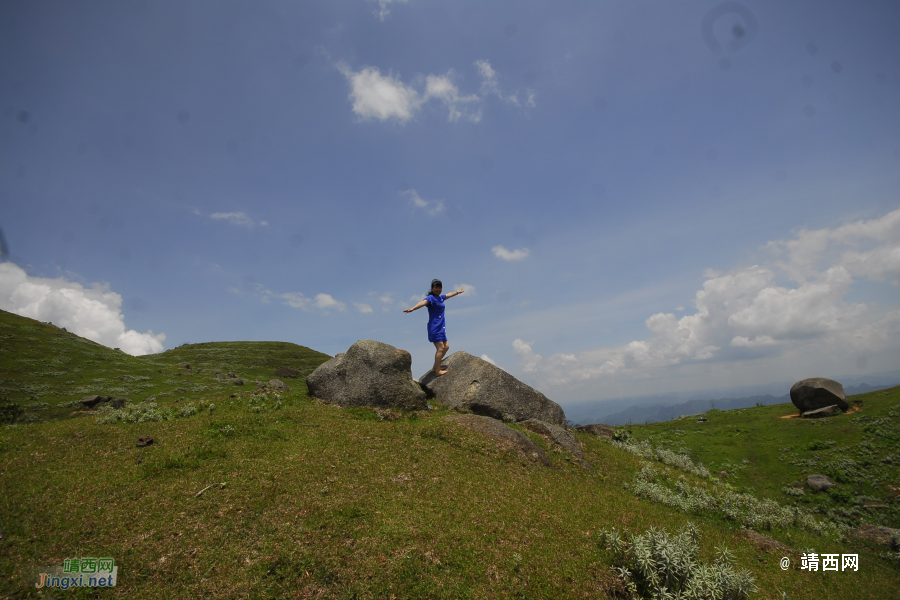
left=1, top=0, right=899, bottom=409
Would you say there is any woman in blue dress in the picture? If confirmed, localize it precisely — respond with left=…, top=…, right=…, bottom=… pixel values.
left=403, top=279, right=465, bottom=376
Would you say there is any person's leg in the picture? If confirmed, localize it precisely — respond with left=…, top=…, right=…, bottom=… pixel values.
left=432, top=341, right=450, bottom=374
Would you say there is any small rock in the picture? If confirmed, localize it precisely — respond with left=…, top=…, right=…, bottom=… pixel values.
left=807, top=474, right=836, bottom=491
left=697, top=417, right=707, bottom=422
left=228, top=372, right=236, bottom=378
left=216, top=373, right=227, bottom=380
left=801, top=405, right=840, bottom=418
left=81, top=395, right=111, bottom=409
left=111, top=398, right=127, bottom=410
left=268, top=379, right=289, bottom=391
left=719, top=471, right=729, bottom=479
left=849, top=524, right=900, bottom=549
left=233, top=379, right=244, bottom=386
left=575, top=423, right=614, bottom=439
left=137, top=436, right=154, bottom=447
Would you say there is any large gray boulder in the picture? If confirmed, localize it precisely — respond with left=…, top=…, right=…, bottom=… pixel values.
left=307, top=340, right=427, bottom=410
left=444, top=414, right=550, bottom=466
left=419, top=351, right=565, bottom=425
left=790, top=378, right=848, bottom=413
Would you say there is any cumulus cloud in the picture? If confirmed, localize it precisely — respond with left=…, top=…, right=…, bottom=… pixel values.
left=338, top=61, right=524, bottom=123
left=492, top=245, right=530, bottom=261
left=513, top=208, right=900, bottom=390
left=402, top=189, right=445, bottom=215
left=480, top=354, right=496, bottom=365
left=0, top=263, right=165, bottom=355
left=210, top=212, right=267, bottom=227
left=355, top=302, right=374, bottom=314
left=338, top=65, right=422, bottom=123
left=455, top=283, right=476, bottom=295
left=314, top=293, right=346, bottom=311
left=253, top=286, right=346, bottom=313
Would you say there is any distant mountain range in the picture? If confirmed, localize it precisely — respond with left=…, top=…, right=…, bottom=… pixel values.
left=564, top=373, right=900, bottom=426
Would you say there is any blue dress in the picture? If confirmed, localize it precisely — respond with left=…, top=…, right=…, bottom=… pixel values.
left=425, top=294, right=448, bottom=342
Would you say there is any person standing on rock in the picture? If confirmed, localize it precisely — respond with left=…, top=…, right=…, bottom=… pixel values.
left=403, top=279, right=464, bottom=376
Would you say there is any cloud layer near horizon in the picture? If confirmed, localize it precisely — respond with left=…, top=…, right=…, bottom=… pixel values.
left=0, top=263, right=166, bottom=355
left=514, top=208, right=900, bottom=390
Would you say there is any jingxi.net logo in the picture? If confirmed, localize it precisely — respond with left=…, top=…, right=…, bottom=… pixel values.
left=35, top=557, right=117, bottom=589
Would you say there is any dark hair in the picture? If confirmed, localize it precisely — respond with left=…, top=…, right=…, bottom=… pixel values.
left=427, top=279, right=442, bottom=296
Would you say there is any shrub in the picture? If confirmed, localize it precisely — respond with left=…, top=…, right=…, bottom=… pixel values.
left=627, top=464, right=843, bottom=537
left=96, top=401, right=174, bottom=424
left=612, top=439, right=710, bottom=479
left=600, top=522, right=758, bottom=600
left=178, top=403, right=198, bottom=418
left=0, top=399, right=23, bottom=425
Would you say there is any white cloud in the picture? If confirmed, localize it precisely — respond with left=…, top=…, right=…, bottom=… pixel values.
left=355, top=303, right=374, bottom=314
left=0, top=263, right=165, bottom=355
left=423, top=74, right=480, bottom=122
left=210, top=212, right=266, bottom=227
left=314, top=293, right=346, bottom=311
left=475, top=59, right=536, bottom=108
left=402, top=189, right=445, bottom=215
left=454, top=283, right=476, bottom=296
left=492, top=245, right=530, bottom=261
left=512, top=208, right=900, bottom=390
left=338, top=64, right=422, bottom=123
left=338, top=61, right=524, bottom=123
left=252, top=286, right=347, bottom=313
left=370, top=0, right=408, bottom=21
left=480, top=354, right=496, bottom=365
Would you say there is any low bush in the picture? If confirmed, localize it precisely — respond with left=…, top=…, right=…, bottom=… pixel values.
left=600, top=521, right=758, bottom=600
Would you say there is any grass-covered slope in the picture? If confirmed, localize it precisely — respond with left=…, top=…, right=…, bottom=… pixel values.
left=616, top=389, right=900, bottom=532
left=0, top=308, right=331, bottom=423
left=1, top=308, right=899, bottom=599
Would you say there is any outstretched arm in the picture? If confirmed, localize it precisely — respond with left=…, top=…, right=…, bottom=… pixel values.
left=445, top=288, right=465, bottom=299
left=403, top=299, right=429, bottom=313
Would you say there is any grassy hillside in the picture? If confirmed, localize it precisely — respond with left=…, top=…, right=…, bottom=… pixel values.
left=615, top=389, right=900, bottom=533
left=0, top=308, right=331, bottom=424
left=1, top=309, right=899, bottom=599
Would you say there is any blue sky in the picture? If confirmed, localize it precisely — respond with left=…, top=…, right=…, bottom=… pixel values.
left=2, top=0, right=899, bottom=407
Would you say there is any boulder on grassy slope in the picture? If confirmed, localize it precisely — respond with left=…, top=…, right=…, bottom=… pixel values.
left=790, top=378, right=848, bottom=413
left=307, top=340, right=427, bottom=410
left=419, top=351, right=565, bottom=425
left=444, top=414, right=551, bottom=466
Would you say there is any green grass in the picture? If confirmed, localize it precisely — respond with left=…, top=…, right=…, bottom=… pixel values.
left=1, top=309, right=899, bottom=599
left=616, top=390, right=900, bottom=533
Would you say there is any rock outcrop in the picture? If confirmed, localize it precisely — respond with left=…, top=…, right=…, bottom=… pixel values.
left=801, top=405, right=840, bottom=418
left=307, top=340, right=427, bottom=410
left=807, top=474, right=836, bottom=492
left=444, top=414, right=550, bottom=466
left=790, top=378, right=848, bottom=413
left=575, top=423, right=615, bottom=439
left=520, top=419, right=584, bottom=459
left=419, top=352, right=565, bottom=425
